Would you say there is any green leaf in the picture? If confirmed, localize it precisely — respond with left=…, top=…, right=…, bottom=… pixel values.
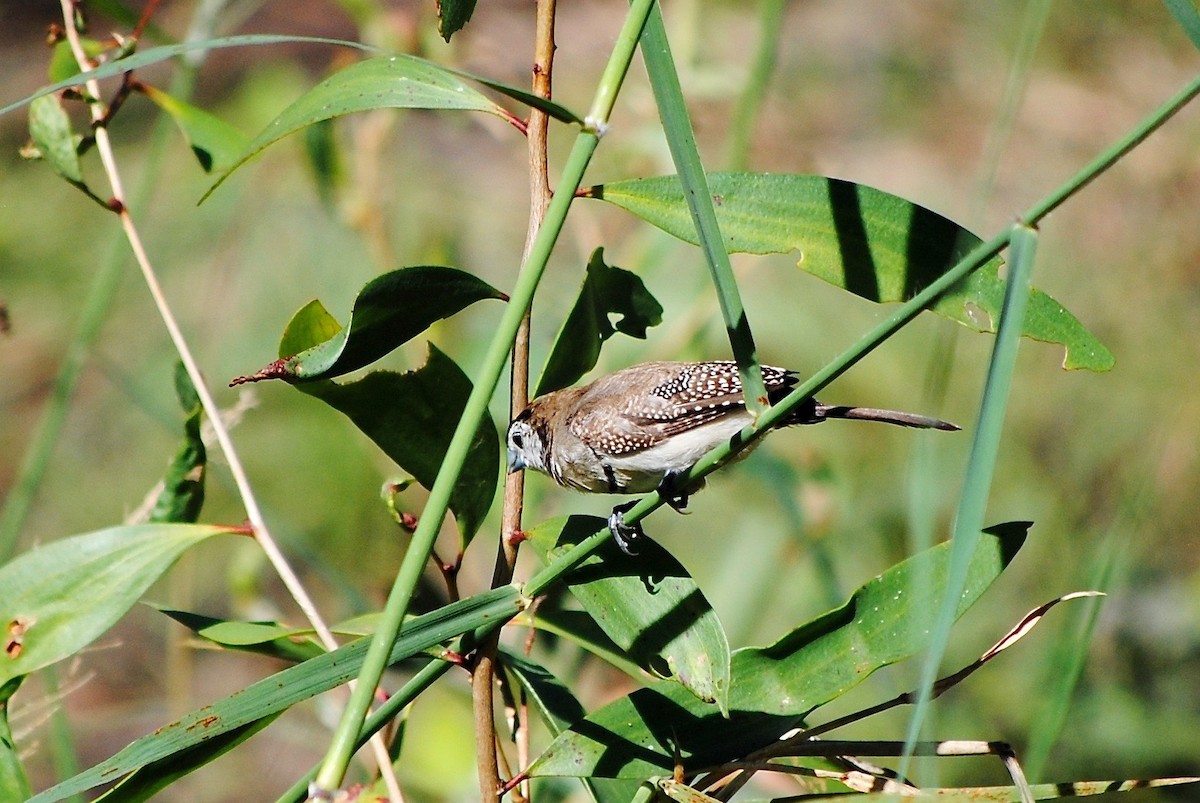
left=204, top=55, right=512, bottom=198
left=148, top=363, right=206, bottom=524
left=0, top=524, right=235, bottom=687
left=92, top=716, right=280, bottom=803
left=529, top=522, right=1028, bottom=780
left=27, top=94, right=85, bottom=188
left=298, top=345, right=500, bottom=545
left=2, top=35, right=379, bottom=120
left=0, top=689, right=32, bottom=802
left=139, top=85, right=249, bottom=174
left=30, top=586, right=523, bottom=803
left=536, top=248, right=664, bottom=396
left=502, top=649, right=645, bottom=803
left=232, top=266, right=504, bottom=384
left=526, top=516, right=731, bottom=711
left=303, top=118, right=343, bottom=207
left=501, top=649, right=586, bottom=735
left=589, top=173, right=1113, bottom=372
left=438, top=0, right=479, bottom=41
left=47, top=39, right=106, bottom=83
left=276, top=299, right=343, bottom=362
left=155, top=608, right=325, bottom=663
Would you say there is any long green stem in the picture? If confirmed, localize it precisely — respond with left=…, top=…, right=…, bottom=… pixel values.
left=898, top=223, right=1038, bottom=781
left=639, top=4, right=768, bottom=415
left=310, top=0, right=658, bottom=793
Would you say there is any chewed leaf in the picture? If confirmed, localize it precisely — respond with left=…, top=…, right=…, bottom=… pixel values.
left=536, top=248, right=664, bottom=396
left=231, top=266, right=503, bottom=385
left=589, top=173, right=1113, bottom=372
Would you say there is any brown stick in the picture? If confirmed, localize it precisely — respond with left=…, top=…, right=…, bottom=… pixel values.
left=472, top=2, right=557, bottom=801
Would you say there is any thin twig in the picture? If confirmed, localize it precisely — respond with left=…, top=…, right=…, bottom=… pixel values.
left=56, top=4, right=401, bottom=797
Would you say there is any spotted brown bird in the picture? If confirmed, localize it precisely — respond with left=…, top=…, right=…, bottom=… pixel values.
left=507, top=360, right=958, bottom=553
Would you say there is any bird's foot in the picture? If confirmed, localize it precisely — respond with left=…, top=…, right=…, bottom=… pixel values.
left=608, top=502, right=646, bottom=556
left=657, top=469, right=697, bottom=512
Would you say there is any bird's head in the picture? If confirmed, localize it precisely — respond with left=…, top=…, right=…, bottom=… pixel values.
left=506, top=407, right=549, bottom=475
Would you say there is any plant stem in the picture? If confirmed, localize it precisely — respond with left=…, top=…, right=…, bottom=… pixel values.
left=311, top=0, right=656, bottom=794
left=639, top=3, right=768, bottom=415
left=472, top=2, right=558, bottom=799
left=55, top=4, right=399, bottom=796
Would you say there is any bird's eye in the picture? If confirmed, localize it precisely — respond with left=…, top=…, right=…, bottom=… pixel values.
left=512, top=432, right=524, bottom=448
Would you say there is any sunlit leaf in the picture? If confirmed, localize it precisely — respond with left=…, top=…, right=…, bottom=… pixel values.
left=536, top=248, right=664, bottom=396
left=527, top=516, right=730, bottom=711
left=139, top=85, right=249, bottom=174
left=156, top=608, right=325, bottom=663
left=0, top=524, right=236, bottom=687
left=92, top=716, right=279, bottom=803
left=204, top=55, right=512, bottom=198
left=529, top=522, right=1029, bottom=779
left=589, top=173, right=1113, bottom=372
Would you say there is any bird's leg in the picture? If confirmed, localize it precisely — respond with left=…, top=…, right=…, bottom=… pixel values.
left=657, top=469, right=700, bottom=512
left=608, top=501, right=645, bottom=556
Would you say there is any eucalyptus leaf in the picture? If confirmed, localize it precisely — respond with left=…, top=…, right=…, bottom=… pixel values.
left=526, top=516, right=730, bottom=711
left=156, top=608, right=325, bottom=663
left=589, top=173, right=1113, bottom=372
left=0, top=524, right=236, bottom=687
left=204, top=55, right=510, bottom=197
left=529, top=522, right=1029, bottom=780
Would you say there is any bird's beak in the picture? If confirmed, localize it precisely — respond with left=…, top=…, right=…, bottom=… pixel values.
left=506, top=447, right=526, bottom=474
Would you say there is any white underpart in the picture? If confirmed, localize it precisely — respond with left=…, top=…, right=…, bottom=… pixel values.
left=604, top=410, right=755, bottom=493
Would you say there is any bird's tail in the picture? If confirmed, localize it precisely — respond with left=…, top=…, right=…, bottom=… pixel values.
left=813, top=403, right=960, bottom=431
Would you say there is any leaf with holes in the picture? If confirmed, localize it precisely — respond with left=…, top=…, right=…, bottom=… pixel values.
left=537, top=248, right=664, bottom=396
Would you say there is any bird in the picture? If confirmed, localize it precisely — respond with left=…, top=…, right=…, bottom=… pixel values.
left=506, top=360, right=958, bottom=554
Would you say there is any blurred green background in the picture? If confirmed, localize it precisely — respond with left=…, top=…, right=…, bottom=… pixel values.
left=2, top=1, right=1200, bottom=800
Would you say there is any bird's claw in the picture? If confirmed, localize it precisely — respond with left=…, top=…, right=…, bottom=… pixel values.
left=608, top=502, right=645, bottom=556
left=658, top=469, right=693, bottom=512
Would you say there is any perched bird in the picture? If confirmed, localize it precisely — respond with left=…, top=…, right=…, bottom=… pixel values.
left=507, top=360, right=958, bottom=553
